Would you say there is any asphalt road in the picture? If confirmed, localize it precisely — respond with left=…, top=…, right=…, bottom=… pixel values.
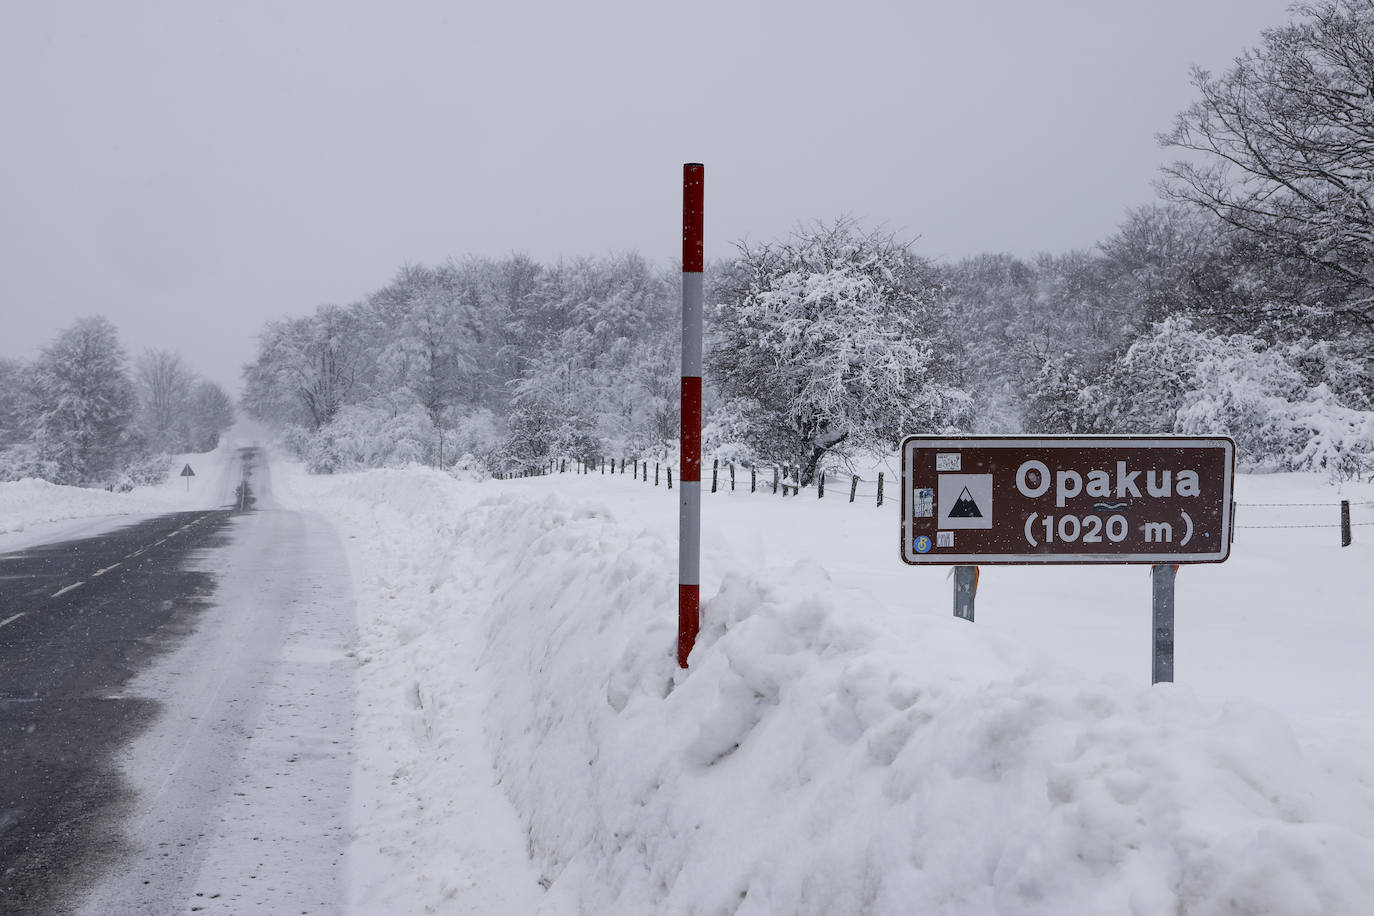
left=0, top=506, right=239, bottom=915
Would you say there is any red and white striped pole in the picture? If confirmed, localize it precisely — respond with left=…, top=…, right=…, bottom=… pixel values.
left=679, top=163, right=704, bottom=668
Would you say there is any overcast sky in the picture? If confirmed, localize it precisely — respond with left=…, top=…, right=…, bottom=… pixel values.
left=1, top=0, right=1297, bottom=392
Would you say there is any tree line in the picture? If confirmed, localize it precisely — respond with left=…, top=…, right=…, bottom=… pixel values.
left=243, top=0, right=1373, bottom=481
left=0, top=317, right=236, bottom=488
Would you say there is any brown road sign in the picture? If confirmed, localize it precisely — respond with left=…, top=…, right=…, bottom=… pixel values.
left=901, top=436, right=1235, bottom=565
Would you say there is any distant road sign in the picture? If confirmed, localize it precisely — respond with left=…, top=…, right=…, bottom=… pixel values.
left=180, top=464, right=195, bottom=478
left=901, top=436, right=1235, bottom=565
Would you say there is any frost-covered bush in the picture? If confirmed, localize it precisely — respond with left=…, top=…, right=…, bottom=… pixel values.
left=327, top=403, right=434, bottom=468
left=1073, top=318, right=1374, bottom=473
left=1179, top=377, right=1374, bottom=475
left=1022, top=354, right=1097, bottom=433
left=451, top=408, right=504, bottom=465
left=301, top=427, right=343, bottom=475
left=498, top=401, right=601, bottom=472
left=289, top=400, right=469, bottom=473
left=111, top=453, right=174, bottom=492
left=702, top=399, right=764, bottom=467
left=0, top=444, right=62, bottom=484
left=1173, top=337, right=1312, bottom=470
left=1086, top=318, right=1225, bottom=434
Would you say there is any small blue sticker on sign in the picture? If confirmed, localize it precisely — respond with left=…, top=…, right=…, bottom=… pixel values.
left=914, top=535, right=932, bottom=554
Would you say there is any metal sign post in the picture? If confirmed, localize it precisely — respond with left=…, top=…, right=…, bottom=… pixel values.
left=901, top=436, right=1235, bottom=684
left=953, top=566, right=977, bottom=622
left=678, top=163, right=704, bottom=668
left=1152, top=564, right=1176, bottom=684
left=180, top=463, right=195, bottom=492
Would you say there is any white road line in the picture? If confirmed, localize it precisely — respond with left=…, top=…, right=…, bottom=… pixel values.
left=92, top=563, right=121, bottom=577
left=51, top=582, right=84, bottom=598
left=127, top=548, right=145, bottom=559
left=0, top=613, right=24, bottom=629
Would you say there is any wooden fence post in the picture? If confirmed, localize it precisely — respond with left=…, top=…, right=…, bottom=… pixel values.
left=818, top=471, right=825, bottom=499
left=668, top=468, right=673, bottom=489
left=751, top=467, right=756, bottom=493
left=773, top=467, right=779, bottom=494
left=730, top=463, right=735, bottom=491
left=656, top=462, right=660, bottom=486
left=850, top=475, right=858, bottom=503
left=877, top=472, right=885, bottom=507
left=712, top=459, right=719, bottom=493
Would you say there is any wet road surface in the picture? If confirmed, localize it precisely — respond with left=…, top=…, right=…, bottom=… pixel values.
left=0, top=508, right=238, bottom=914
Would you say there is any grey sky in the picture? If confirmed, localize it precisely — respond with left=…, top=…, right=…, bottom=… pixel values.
left=1, top=0, right=1295, bottom=393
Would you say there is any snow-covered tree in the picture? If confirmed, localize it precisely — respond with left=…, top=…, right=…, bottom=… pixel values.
left=185, top=380, right=236, bottom=451
left=135, top=349, right=197, bottom=452
left=0, top=357, right=29, bottom=448
left=1022, top=353, right=1097, bottom=434
left=709, top=220, right=969, bottom=483
left=503, top=253, right=678, bottom=457
left=1160, top=0, right=1374, bottom=335
left=27, top=316, right=138, bottom=485
left=243, top=305, right=368, bottom=430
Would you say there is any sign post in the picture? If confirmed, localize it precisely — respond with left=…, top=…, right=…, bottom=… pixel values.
left=1152, top=564, right=1176, bottom=684
left=901, top=436, right=1235, bottom=684
left=679, top=163, right=704, bottom=668
left=180, top=463, right=195, bottom=492
left=953, top=565, right=977, bottom=622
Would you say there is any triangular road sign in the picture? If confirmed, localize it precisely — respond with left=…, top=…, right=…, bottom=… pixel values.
left=180, top=464, right=195, bottom=477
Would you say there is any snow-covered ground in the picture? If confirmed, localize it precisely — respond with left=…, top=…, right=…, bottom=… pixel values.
left=273, top=459, right=1374, bottom=915
left=0, top=437, right=247, bottom=552
left=9, top=449, right=1374, bottom=914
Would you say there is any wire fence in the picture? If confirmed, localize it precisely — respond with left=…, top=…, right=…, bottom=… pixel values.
left=495, top=457, right=1373, bottom=544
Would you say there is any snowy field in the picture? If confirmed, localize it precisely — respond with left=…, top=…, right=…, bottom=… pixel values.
left=272, top=459, right=1374, bottom=915
left=6, top=453, right=1374, bottom=914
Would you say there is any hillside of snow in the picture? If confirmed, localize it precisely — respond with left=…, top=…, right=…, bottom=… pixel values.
left=273, top=459, right=1374, bottom=915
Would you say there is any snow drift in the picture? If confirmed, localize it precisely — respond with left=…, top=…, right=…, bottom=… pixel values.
left=281, top=464, right=1374, bottom=916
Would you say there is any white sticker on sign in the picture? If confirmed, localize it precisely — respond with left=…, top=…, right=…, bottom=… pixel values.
left=937, top=474, right=993, bottom=529
left=936, top=531, right=954, bottom=548
left=913, top=487, right=934, bottom=517
left=935, top=453, right=961, bottom=471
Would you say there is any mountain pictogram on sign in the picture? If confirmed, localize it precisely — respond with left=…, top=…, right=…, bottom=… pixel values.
left=948, top=486, right=983, bottom=518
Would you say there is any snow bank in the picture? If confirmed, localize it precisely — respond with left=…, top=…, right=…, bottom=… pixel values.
left=280, top=461, right=1374, bottom=916
left=0, top=477, right=179, bottom=536
left=0, top=440, right=243, bottom=548
left=475, top=492, right=1374, bottom=916
left=271, top=463, right=545, bottom=914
